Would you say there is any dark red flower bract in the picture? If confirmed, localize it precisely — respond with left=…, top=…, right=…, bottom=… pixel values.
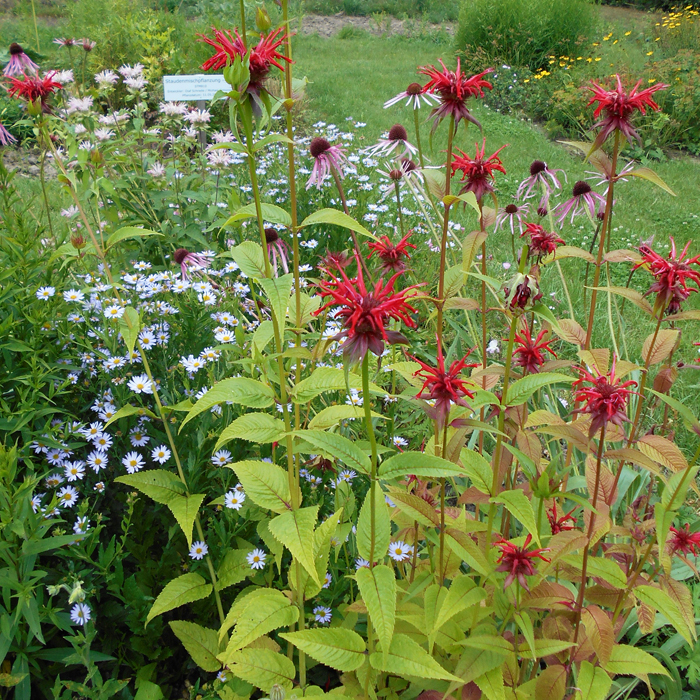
left=451, top=139, right=507, bottom=203
left=367, top=232, right=416, bottom=273
left=521, top=222, right=565, bottom=260
left=7, top=72, right=62, bottom=110
left=513, top=324, right=557, bottom=374
left=668, top=523, right=700, bottom=557
left=495, top=534, right=550, bottom=590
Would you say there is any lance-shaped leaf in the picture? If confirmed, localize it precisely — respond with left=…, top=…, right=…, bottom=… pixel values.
left=308, top=405, right=385, bottom=430
left=259, top=274, right=294, bottom=334
left=223, top=202, right=292, bottom=228
left=635, top=585, right=695, bottom=644
left=379, top=451, right=465, bottom=480
left=105, top=226, right=162, bottom=249
left=291, top=367, right=383, bottom=402
left=491, top=490, right=540, bottom=545
left=167, top=493, right=206, bottom=547
left=268, top=506, right=321, bottom=586
left=582, top=605, right=614, bottom=666
left=229, top=241, right=266, bottom=279
left=463, top=230, right=488, bottom=270
left=641, top=328, right=680, bottom=366
left=445, top=528, right=491, bottom=577
left=225, top=460, right=293, bottom=513
left=604, top=644, right=669, bottom=677
left=626, top=167, right=676, bottom=196
left=356, top=564, right=396, bottom=666
left=219, top=588, right=286, bottom=640
left=505, top=373, right=573, bottom=407
left=146, top=573, right=212, bottom=625
left=169, top=621, right=221, bottom=672
left=461, top=449, right=493, bottom=494
left=215, top=413, right=286, bottom=449
left=575, top=660, right=612, bottom=700
left=588, top=286, right=652, bottom=315
left=475, top=665, right=506, bottom=700
left=541, top=245, right=595, bottom=264
left=356, top=487, right=391, bottom=562
left=296, top=429, right=371, bottom=475
left=300, top=207, right=376, bottom=239
left=116, top=470, right=186, bottom=504
left=118, top=306, right=140, bottom=357
left=105, top=404, right=156, bottom=428
left=280, top=628, right=366, bottom=672
left=535, top=665, right=566, bottom=700
left=369, top=633, right=461, bottom=682
left=432, top=575, right=486, bottom=636
left=224, top=648, right=296, bottom=691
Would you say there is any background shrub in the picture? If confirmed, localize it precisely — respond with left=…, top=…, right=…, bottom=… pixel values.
left=455, top=0, right=596, bottom=70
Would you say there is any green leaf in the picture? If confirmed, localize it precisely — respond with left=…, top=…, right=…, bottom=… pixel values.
left=564, top=555, right=626, bottom=589
left=443, top=191, right=480, bottom=214
left=505, top=373, right=573, bottom=407
left=369, top=633, right=461, bottom=682
left=259, top=274, right=294, bottom=334
left=220, top=589, right=286, bottom=640
left=225, top=648, right=296, bottom=691
left=444, top=265, right=466, bottom=299
left=514, top=611, right=537, bottom=662
left=491, top=490, right=540, bottom=545
left=604, top=644, right=670, bottom=677
left=356, top=487, right=391, bottom=562
left=432, top=575, right=486, bottom=635
left=588, top=286, right=653, bottom=316
left=215, top=413, right=286, bottom=449
left=253, top=319, right=275, bottom=354
left=167, top=493, right=206, bottom=547
left=379, top=451, right=465, bottom=480
left=463, top=231, right=488, bottom=271
left=291, top=367, right=382, bottom=402
left=295, top=429, right=371, bottom=475
left=575, top=660, right=612, bottom=700
left=541, top=245, right=595, bottom=264
left=308, top=405, right=385, bottom=430
left=356, top=564, right=396, bottom=666
left=280, top=628, right=365, bottom=672
left=229, top=241, right=266, bottom=279
left=461, top=635, right=514, bottom=654
left=105, top=226, right=162, bottom=249
left=22, top=533, right=85, bottom=556
left=226, top=460, right=293, bottom=513
left=217, top=548, right=252, bottom=590
left=119, top=306, right=141, bottom=357
left=224, top=202, right=292, bottom=228
left=635, top=585, right=695, bottom=644
left=518, top=639, right=575, bottom=659
left=662, top=467, right=699, bottom=511
left=115, top=470, right=186, bottom=504
left=475, top=666, right=505, bottom=700
left=300, top=208, right=376, bottom=239
left=268, top=507, right=321, bottom=586
left=461, top=449, right=493, bottom=494
left=169, top=621, right=221, bottom=672
left=104, top=403, right=156, bottom=428
left=133, top=680, right=163, bottom=700
left=648, top=389, right=700, bottom=434
left=146, top=573, right=212, bottom=625
left=627, top=167, right=676, bottom=196
left=445, top=529, right=492, bottom=578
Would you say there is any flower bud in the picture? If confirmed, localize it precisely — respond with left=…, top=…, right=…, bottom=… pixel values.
left=27, top=98, right=42, bottom=117
left=71, top=232, right=87, bottom=250
left=501, top=272, right=542, bottom=312
left=256, top=6, right=272, bottom=32
left=269, top=685, right=286, bottom=700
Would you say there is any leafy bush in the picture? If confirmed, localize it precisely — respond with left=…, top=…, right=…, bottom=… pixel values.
left=455, top=0, right=596, bottom=71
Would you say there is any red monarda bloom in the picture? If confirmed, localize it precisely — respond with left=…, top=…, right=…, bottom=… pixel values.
left=451, top=139, right=507, bottom=203
left=199, top=27, right=290, bottom=89
left=495, top=534, right=550, bottom=590
left=319, top=250, right=351, bottom=274
left=547, top=503, right=577, bottom=535
left=315, top=257, right=421, bottom=363
left=587, top=74, right=668, bottom=148
left=668, top=523, right=700, bottom=557
left=634, top=237, right=700, bottom=316
left=7, top=72, right=62, bottom=111
left=410, top=339, right=476, bottom=428
left=367, top=232, right=416, bottom=273
left=418, top=59, right=493, bottom=132
left=572, top=356, right=638, bottom=437
left=513, top=324, right=557, bottom=374
left=521, top=222, right=565, bottom=260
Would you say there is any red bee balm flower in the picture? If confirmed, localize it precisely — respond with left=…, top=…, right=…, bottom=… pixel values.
left=199, top=27, right=291, bottom=88
left=588, top=74, right=667, bottom=148
left=495, top=534, right=550, bottom=590
left=668, top=523, right=700, bottom=557
left=367, top=232, right=416, bottom=273
left=410, top=339, right=476, bottom=428
left=521, top=223, right=565, bottom=260
left=316, top=258, right=421, bottom=364
left=7, top=72, right=62, bottom=111
left=451, top=139, right=507, bottom=203
left=547, top=503, right=577, bottom=535
left=513, top=324, right=557, bottom=374
left=572, top=356, right=638, bottom=437
left=634, top=237, right=700, bottom=316
left=418, top=59, right=493, bottom=132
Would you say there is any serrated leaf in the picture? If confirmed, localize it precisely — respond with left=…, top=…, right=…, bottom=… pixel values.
left=575, top=660, right=612, bottom=700
left=635, top=585, right=694, bottom=644
left=223, top=202, right=292, bottom=228
left=280, top=628, right=365, bottom=672
left=180, top=378, right=274, bottom=429
left=626, top=167, right=676, bottom=196
left=146, top=573, right=212, bottom=625
left=542, top=245, right=595, bottom=264
left=505, top=373, right=573, bottom=407
left=291, top=367, right=381, bottom=402
left=388, top=491, right=440, bottom=527
left=253, top=320, right=275, bottom=353
left=462, top=230, right=488, bottom=270
left=167, top=493, right=205, bottom=547
left=295, top=429, right=371, bottom=475
left=225, top=460, right=293, bottom=513
left=229, top=241, right=266, bottom=279
left=461, top=449, right=493, bottom=494
left=356, top=564, right=396, bottom=666
left=445, top=528, right=492, bottom=577
left=433, top=575, right=485, bottom=634
left=119, top=306, right=140, bottom=356
left=369, top=633, right=460, bottom=681
left=475, top=665, right=505, bottom=700
left=564, top=554, right=626, bottom=588
left=662, top=467, right=698, bottom=510
left=259, top=274, right=294, bottom=334
left=638, top=434, right=688, bottom=472
left=215, top=413, right=286, bottom=449
left=517, top=639, right=575, bottom=659
left=604, top=644, right=669, bottom=677
left=444, top=265, right=466, bottom=298
left=308, top=405, right=384, bottom=430
left=217, top=548, right=252, bottom=590
left=169, top=621, right=221, bottom=672
left=225, top=648, right=296, bottom=691
left=491, top=490, right=540, bottom=545
left=219, top=588, right=285, bottom=640
left=582, top=605, right=614, bottom=666
left=535, top=664, right=566, bottom=700
left=300, top=208, right=375, bottom=239
left=648, top=389, right=700, bottom=433
left=105, top=226, right=162, bottom=249
left=588, top=286, right=652, bottom=315
left=268, top=507, right=321, bottom=585
left=555, top=318, right=586, bottom=346
left=356, top=487, right=391, bottom=562
left=379, top=451, right=465, bottom=480
left=104, top=403, right=157, bottom=428
left=641, top=329, right=680, bottom=366
left=115, top=470, right=186, bottom=504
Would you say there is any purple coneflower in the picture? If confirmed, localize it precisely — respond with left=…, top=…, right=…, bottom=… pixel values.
left=53, top=38, right=77, bottom=48
left=366, top=124, right=418, bottom=160
left=173, top=248, right=211, bottom=280
left=3, top=43, right=39, bottom=77
left=554, top=181, right=606, bottom=227
left=0, top=122, right=16, bottom=146
left=585, top=160, right=635, bottom=195
left=306, top=137, right=350, bottom=190
left=495, top=202, right=529, bottom=236
left=384, top=82, right=440, bottom=110
left=516, top=159, right=565, bottom=205
left=79, top=38, right=96, bottom=52
left=265, top=228, right=289, bottom=275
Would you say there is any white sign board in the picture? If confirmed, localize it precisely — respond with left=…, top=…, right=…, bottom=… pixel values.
left=162, top=74, right=229, bottom=102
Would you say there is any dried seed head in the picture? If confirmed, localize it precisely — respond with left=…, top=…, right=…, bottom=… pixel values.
left=572, top=180, right=592, bottom=197
left=264, top=227, right=279, bottom=244
left=529, top=160, right=546, bottom=176
left=173, top=248, right=189, bottom=265
left=406, top=82, right=423, bottom=95
left=388, top=124, right=408, bottom=141
left=309, top=137, right=331, bottom=159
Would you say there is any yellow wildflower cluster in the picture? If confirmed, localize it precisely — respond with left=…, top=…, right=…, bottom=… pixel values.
left=656, top=5, right=699, bottom=32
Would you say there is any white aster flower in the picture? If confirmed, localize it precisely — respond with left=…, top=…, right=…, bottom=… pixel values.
left=224, top=489, right=246, bottom=510
left=151, top=445, right=171, bottom=464
left=189, top=541, right=208, bottom=560
left=70, top=602, right=91, bottom=625
left=127, top=374, right=153, bottom=394
left=122, top=451, right=144, bottom=474
left=247, top=549, right=266, bottom=570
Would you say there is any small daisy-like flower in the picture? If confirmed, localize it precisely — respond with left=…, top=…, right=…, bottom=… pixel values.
left=73, top=515, right=90, bottom=534
left=355, top=557, right=370, bottom=569
left=64, top=461, right=85, bottom=482
left=57, top=485, right=79, bottom=507
left=212, top=449, right=232, bottom=466
left=122, top=451, right=144, bottom=474
left=94, top=482, right=105, bottom=493
left=151, top=445, right=171, bottom=464
left=129, top=431, right=150, bottom=448
left=92, top=433, right=113, bottom=450
left=70, top=602, right=91, bottom=625
left=86, top=451, right=108, bottom=472
left=104, top=304, right=124, bottom=319
left=224, top=489, right=246, bottom=510
left=323, top=572, right=332, bottom=589
left=36, top=286, right=55, bottom=300
left=313, top=605, right=332, bottom=625
left=127, top=374, right=153, bottom=394
left=63, top=289, right=85, bottom=303
left=392, top=436, right=408, bottom=448
left=388, top=541, right=413, bottom=562
left=189, top=541, right=209, bottom=560
left=46, top=473, right=64, bottom=488
left=247, top=548, right=267, bottom=570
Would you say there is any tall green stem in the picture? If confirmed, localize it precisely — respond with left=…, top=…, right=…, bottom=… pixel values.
left=30, top=0, right=40, bottom=52
left=362, top=354, right=379, bottom=566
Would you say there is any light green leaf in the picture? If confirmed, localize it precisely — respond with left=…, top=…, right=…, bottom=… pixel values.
left=119, top=306, right=140, bottom=357
left=146, top=573, right=212, bottom=625
left=491, top=490, right=540, bottom=545
left=268, top=507, right=321, bottom=586
left=300, top=208, right=376, bottom=240
left=475, top=666, right=505, bottom=700
left=444, top=265, right=466, bottom=299
left=226, top=460, right=293, bottom=513
left=291, top=367, right=382, bottom=402
left=433, top=575, right=486, bottom=636
left=604, top=644, right=669, bottom=677
left=308, top=405, right=384, bottom=430
left=648, top=389, right=700, bottom=434
left=356, top=564, right=396, bottom=666
left=443, top=191, right=480, bottom=214
left=461, top=636, right=514, bottom=654
left=462, top=230, right=488, bottom=271
left=505, top=373, right=573, bottom=407
left=635, top=585, right=695, bottom=644
left=105, top=226, right=162, bottom=249
left=514, top=611, right=537, bottom=661
left=180, top=378, right=275, bottom=429
left=518, top=639, right=575, bottom=659
left=225, top=648, right=296, bottom=692
left=564, top=555, right=626, bottom=589
left=627, top=167, right=676, bottom=196
left=220, top=588, right=286, bottom=640
left=575, top=660, right=612, bottom=700
left=445, top=529, right=492, bottom=578
left=461, top=449, right=493, bottom=494
left=217, top=548, right=253, bottom=590
left=229, top=241, right=266, bottom=279
left=295, top=429, right=371, bottom=475
left=259, top=274, right=294, bottom=334
left=280, top=628, right=365, bottom=672
left=215, top=413, right=286, bottom=449
left=662, top=467, right=699, bottom=511
left=253, top=319, right=275, bottom=354
left=253, top=133, right=295, bottom=151
left=105, top=403, right=157, bottom=428
left=588, top=286, right=653, bottom=316
left=115, top=470, right=185, bottom=504
left=224, top=202, right=292, bottom=228
left=167, top=493, right=205, bottom=547
left=169, top=621, right=221, bottom=672
left=369, top=633, right=460, bottom=682
left=379, top=451, right=465, bottom=480
left=356, top=487, right=391, bottom=562
left=541, top=245, right=595, bottom=264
